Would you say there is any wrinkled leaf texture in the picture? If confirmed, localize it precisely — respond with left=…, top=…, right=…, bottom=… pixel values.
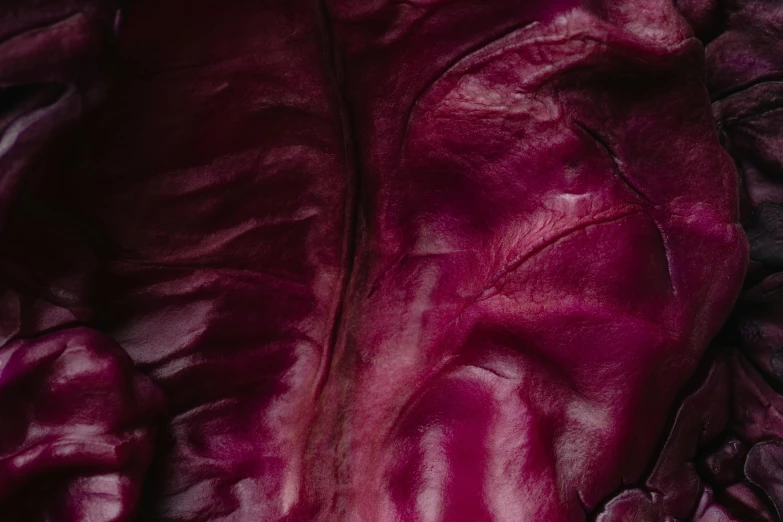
left=0, top=0, right=781, bottom=521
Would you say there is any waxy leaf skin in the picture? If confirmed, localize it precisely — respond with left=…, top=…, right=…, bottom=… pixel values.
left=0, top=0, right=781, bottom=520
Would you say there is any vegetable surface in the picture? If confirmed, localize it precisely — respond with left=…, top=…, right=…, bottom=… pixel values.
left=0, top=0, right=780, bottom=520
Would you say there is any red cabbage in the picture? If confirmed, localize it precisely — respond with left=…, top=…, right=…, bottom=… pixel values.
left=1, top=0, right=781, bottom=520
